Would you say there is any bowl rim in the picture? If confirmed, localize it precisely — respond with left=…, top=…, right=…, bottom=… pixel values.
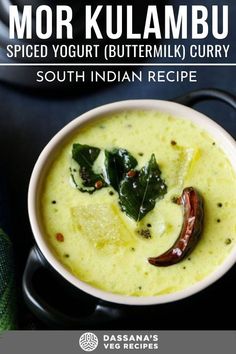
left=28, top=99, right=236, bottom=305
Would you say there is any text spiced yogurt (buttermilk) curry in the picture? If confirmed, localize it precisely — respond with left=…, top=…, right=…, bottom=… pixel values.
left=41, top=110, right=236, bottom=296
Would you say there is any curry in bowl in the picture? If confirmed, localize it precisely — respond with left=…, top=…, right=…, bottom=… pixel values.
left=40, top=110, right=236, bottom=296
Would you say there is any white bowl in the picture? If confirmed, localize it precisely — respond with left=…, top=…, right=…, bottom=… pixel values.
left=28, top=99, right=236, bottom=305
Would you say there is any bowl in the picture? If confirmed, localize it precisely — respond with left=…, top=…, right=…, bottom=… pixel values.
left=27, top=94, right=236, bottom=308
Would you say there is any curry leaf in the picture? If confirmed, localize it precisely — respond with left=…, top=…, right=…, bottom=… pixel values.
left=104, top=148, right=138, bottom=191
left=119, top=154, right=167, bottom=221
left=71, top=143, right=106, bottom=193
left=71, top=144, right=167, bottom=221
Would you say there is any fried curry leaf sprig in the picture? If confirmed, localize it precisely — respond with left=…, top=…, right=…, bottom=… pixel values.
left=70, top=144, right=167, bottom=221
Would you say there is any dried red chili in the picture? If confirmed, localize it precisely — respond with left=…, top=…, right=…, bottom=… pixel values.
left=148, top=187, right=204, bottom=267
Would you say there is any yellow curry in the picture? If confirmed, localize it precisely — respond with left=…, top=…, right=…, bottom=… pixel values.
left=41, top=111, right=236, bottom=296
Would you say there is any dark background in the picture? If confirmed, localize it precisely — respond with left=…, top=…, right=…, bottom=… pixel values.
left=0, top=0, right=235, bottom=329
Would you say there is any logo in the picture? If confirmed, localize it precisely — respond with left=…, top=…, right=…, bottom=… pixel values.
left=79, top=332, right=99, bottom=352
